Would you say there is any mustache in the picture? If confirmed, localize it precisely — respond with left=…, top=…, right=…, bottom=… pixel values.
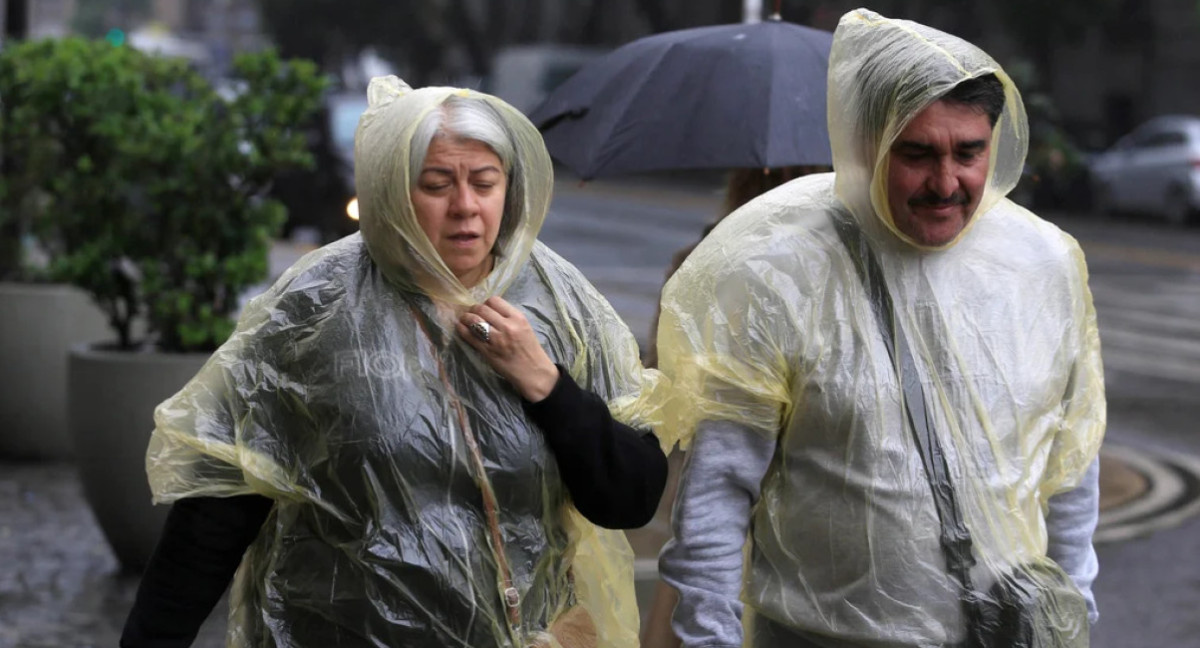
left=909, top=193, right=969, bottom=208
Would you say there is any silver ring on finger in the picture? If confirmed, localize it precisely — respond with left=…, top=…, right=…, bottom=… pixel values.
left=470, top=320, right=491, bottom=343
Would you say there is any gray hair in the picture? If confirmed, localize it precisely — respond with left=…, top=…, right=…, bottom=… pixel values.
left=409, top=96, right=524, bottom=253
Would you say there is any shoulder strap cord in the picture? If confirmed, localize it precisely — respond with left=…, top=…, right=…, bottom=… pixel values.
left=411, top=304, right=524, bottom=639
left=829, top=213, right=987, bottom=640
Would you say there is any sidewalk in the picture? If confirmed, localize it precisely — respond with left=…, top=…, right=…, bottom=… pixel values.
left=0, top=462, right=226, bottom=648
left=1, top=436, right=1196, bottom=647
left=0, top=175, right=1179, bottom=646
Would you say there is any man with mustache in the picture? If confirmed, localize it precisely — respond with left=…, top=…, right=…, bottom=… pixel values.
left=654, top=9, right=1104, bottom=648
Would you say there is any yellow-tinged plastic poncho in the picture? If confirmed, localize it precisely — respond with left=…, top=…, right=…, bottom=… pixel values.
left=657, top=8, right=1104, bottom=648
left=146, top=75, right=665, bottom=647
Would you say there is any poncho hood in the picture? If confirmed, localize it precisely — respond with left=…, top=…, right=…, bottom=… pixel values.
left=354, top=75, right=554, bottom=304
left=827, top=8, right=1029, bottom=250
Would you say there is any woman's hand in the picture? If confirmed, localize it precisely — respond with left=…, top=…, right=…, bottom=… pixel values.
left=457, top=297, right=560, bottom=402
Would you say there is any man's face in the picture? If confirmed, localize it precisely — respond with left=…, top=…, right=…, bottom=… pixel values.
left=886, top=100, right=993, bottom=246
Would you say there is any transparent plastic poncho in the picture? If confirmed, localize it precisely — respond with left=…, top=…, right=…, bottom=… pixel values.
left=656, top=9, right=1105, bottom=648
left=145, top=76, right=666, bottom=647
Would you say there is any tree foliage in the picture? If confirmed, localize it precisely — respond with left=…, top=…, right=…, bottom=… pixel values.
left=0, top=38, right=326, bottom=351
left=257, top=0, right=451, bottom=82
left=990, top=0, right=1122, bottom=89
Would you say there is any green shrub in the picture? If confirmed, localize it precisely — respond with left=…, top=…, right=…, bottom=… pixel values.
left=0, top=38, right=327, bottom=352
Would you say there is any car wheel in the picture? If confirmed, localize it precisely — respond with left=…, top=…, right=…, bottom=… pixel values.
left=1163, top=186, right=1193, bottom=227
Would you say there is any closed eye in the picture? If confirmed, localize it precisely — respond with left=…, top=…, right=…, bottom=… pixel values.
left=956, top=140, right=989, bottom=161
left=894, top=142, right=934, bottom=161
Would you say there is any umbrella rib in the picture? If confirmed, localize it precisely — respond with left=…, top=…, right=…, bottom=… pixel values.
left=586, top=41, right=690, bottom=177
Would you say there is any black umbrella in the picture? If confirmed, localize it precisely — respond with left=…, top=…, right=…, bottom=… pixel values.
left=528, top=18, right=834, bottom=180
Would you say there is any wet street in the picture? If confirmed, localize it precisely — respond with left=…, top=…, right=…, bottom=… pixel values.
left=1056, top=213, right=1200, bottom=647
left=0, top=463, right=227, bottom=648
left=2, top=179, right=1199, bottom=647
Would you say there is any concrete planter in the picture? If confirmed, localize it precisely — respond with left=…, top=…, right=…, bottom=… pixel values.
left=68, top=345, right=210, bottom=572
left=0, top=283, right=111, bottom=459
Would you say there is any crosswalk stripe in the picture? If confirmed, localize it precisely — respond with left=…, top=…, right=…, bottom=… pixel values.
left=1099, top=322, right=1200, bottom=356
left=1098, top=309, right=1200, bottom=337
left=541, top=222, right=694, bottom=261
left=1091, top=284, right=1200, bottom=318
left=1082, top=240, right=1200, bottom=272
left=503, top=189, right=1200, bottom=388
left=1091, top=271, right=1200, bottom=383
left=549, top=196, right=715, bottom=238
left=1101, top=347, right=1200, bottom=383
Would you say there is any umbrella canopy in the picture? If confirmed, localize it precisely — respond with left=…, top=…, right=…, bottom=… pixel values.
left=529, top=19, right=834, bottom=180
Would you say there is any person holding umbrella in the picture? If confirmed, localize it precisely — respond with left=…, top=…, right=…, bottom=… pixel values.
left=526, top=12, right=836, bottom=369
left=528, top=16, right=836, bottom=647
left=656, top=8, right=1103, bottom=648
left=119, top=76, right=671, bottom=648
left=640, top=166, right=831, bottom=648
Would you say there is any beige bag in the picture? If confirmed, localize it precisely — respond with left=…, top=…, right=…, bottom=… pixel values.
left=542, top=604, right=598, bottom=648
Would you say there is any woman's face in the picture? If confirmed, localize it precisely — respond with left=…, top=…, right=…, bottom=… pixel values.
left=412, top=136, right=507, bottom=288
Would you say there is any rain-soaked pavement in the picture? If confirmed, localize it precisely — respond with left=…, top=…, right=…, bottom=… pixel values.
left=5, top=192, right=1200, bottom=646
left=3, top=444, right=1199, bottom=647
left=0, top=462, right=227, bottom=648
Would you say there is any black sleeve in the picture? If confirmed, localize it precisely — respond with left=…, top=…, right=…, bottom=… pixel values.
left=523, top=366, right=668, bottom=529
left=120, top=494, right=273, bottom=648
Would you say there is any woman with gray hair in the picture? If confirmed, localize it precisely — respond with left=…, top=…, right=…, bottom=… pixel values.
left=120, top=77, right=670, bottom=648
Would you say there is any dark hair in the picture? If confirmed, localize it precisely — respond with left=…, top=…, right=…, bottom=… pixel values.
left=721, top=165, right=832, bottom=216
left=941, top=74, right=1005, bottom=127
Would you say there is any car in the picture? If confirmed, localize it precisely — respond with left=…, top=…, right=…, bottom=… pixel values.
left=1089, top=115, right=1200, bottom=225
left=326, top=92, right=370, bottom=226
left=484, top=45, right=605, bottom=116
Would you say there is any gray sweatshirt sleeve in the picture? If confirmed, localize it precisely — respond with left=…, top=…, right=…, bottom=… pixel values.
left=657, top=419, right=776, bottom=648
left=659, top=427, right=1100, bottom=644
left=1045, top=457, right=1101, bottom=624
